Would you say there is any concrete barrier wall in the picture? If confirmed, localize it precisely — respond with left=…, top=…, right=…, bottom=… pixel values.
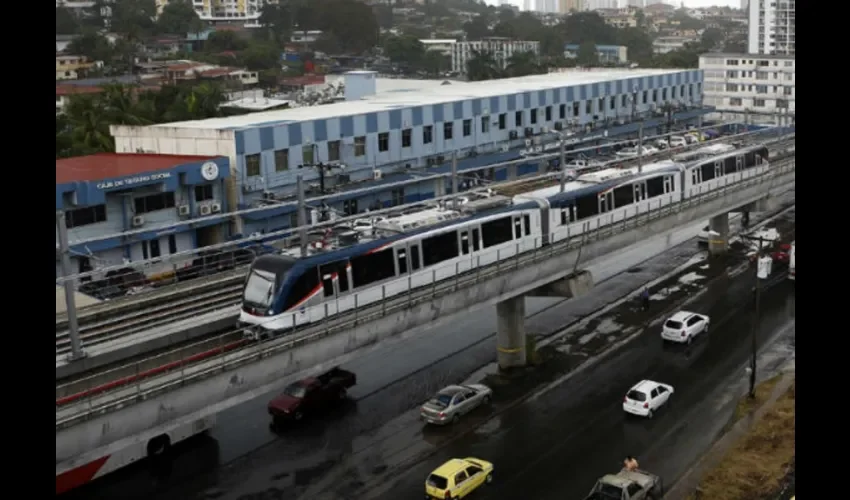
left=57, top=168, right=795, bottom=467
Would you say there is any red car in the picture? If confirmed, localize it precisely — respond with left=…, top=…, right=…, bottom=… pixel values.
left=268, top=367, right=356, bottom=423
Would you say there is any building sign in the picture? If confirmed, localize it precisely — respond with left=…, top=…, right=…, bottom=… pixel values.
left=201, top=162, right=220, bottom=181
left=96, top=172, right=172, bottom=190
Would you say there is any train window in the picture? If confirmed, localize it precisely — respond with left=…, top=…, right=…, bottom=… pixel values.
left=482, top=217, right=513, bottom=247
left=460, top=232, right=469, bottom=254
left=523, top=215, right=531, bottom=236
left=561, top=209, right=567, bottom=225
left=411, top=245, right=421, bottom=271
left=691, top=169, right=700, bottom=185
left=576, top=193, right=599, bottom=219
left=397, top=249, right=408, bottom=274
left=613, top=185, right=634, bottom=207
left=724, top=157, right=737, bottom=175
left=423, top=231, right=459, bottom=266
left=646, top=177, right=665, bottom=198
left=351, top=249, right=396, bottom=288
left=319, top=262, right=345, bottom=297
left=513, top=218, right=522, bottom=239
left=744, top=152, right=755, bottom=168
left=700, top=163, right=716, bottom=181
left=284, top=267, right=321, bottom=310
left=472, top=229, right=480, bottom=251
left=736, top=156, right=743, bottom=172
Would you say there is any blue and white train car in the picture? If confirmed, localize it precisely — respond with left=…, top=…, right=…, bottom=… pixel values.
left=238, top=144, right=772, bottom=337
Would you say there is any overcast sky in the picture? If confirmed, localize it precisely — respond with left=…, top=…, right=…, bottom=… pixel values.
left=484, top=0, right=739, bottom=8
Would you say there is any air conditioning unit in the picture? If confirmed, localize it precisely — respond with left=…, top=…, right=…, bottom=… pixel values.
left=262, top=191, right=275, bottom=200
left=131, top=215, right=145, bottom=227
left=200, top=204, right=212, bottom=216
left=373, top=169, right=383, bottom=180
left=509, top=131, right=519, bottom=139
left=524, top=139, right=532, bottom=147
left=211, top=203, right=222, bottom=213
left=178, top=205, right=190, bottom=216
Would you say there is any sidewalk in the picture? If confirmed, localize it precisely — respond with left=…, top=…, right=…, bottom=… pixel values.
left=666, top=367, right=796, bottom=500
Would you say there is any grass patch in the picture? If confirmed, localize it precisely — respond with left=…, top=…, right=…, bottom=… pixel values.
left=732, top=374, right=783, bottom=423
left=689, top=380, right=795, bottom=500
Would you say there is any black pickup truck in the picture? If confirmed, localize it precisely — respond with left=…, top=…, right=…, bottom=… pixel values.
left=268, top=367, right=357, bottom=423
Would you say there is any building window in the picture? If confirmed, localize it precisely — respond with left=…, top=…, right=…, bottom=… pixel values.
left=143, top=238, right=161, bottom=259
left=481, top=116, right=490, bottom=133
left=462, top=119, right=471, bottom=137
left=402, top=128, right=412, bottom=147
left=245, top=153, right=260, bottom=177
left=572, top=102, right=579, bottom=116
left=378, top=132, right=389, bottom=152
left=558, top=104, right=566, bottom=119
left=302, top=146, right=314, bottom=166
left=343, top=199, right=358, bottom=215
left=726, top=84, right=738, bottom=92
left=289, top=213, right=298, bottom=228
left=584, top=101, right=591, bottom=114
left=194, top=184, right=213, bottom=202
left=328, top=140, right=340, bottom=162
left=609, top=97, right=615, bottom=110
left=423, top=125, right=433, bottom=144
left=443, top=122, right=453, bottom=140
left=65, top=205, right=106, bottom=228
left=662, top=88, right=667, bottom=100
left=756, top=85, right=768, bottom=94
left=274, top=148, right=289, bottom=171
left=134, top=192, right=176, bottom=214
left=545, top=106, right=552, bottom=121
left=598, top=98, right=604, bottom=112
left=726, top=59, right=739, bottom=65
left=391, top=188, right=404, bottom=206
left=168, top=234, right=177, bottom=254
left=729, top=97, right=742, bottom=106
left=753, top=99, right=766, bottom=107
left=354, top=136, right=366, bottom=156
left=498, top=113, right=506, bottom=129
left=530, top=109, right=537, bottom=124
left=784, top=87, right=792, bottom=95
left=651, top=89, right=658, bottom=102
left=515, top=111, right=522, bottom=127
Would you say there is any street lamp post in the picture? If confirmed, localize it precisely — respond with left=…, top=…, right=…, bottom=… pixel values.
left=740, top=233, right=774, bottom=398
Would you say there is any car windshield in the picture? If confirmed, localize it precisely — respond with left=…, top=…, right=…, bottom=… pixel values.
left=627, top=390, right=647, bottom=402
left=283, top=384, right=306, bottom=399
left=244, top=269, right=276, bottom=307
left=665, top=320, right=683, bottom=329
left=427, top=474, right=448, bottom=490
left=430, top=394, right=453, bottom=408
left=595, top=484, right=626, bottom=499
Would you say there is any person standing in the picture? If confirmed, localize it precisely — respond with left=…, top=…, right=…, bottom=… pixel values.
left=640, top=288, right=650, bottom=312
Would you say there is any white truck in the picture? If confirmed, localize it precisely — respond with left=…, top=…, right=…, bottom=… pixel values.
left=788, top=241, right=795, bottom=281
left=584, top=469, right=664, bottom=500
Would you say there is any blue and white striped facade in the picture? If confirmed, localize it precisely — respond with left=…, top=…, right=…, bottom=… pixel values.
left=111, top=69, right=704, bottom=233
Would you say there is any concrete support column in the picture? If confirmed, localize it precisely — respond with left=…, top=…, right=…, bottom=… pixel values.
left=434, top=177, right=446, bottom=197
left=708, top=212, right=729, bottom=256
left=496, top=295, right=527, bottom=370
left=507, top=164, right=518, bottom=181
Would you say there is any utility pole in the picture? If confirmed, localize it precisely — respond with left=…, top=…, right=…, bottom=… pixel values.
left=559, top=138, right=568, bottom=192
left=57, top=210, right=86, bottom=361
left=296, top=175, right=308, bottom=258
left=451, top=153, right=459, bottom=210
left=740, top=233, right=773, bottom=399
left=637, top=121, right=644, bottom=173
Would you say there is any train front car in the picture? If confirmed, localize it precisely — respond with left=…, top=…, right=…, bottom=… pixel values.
left=239, top=254, right=299, bottom=340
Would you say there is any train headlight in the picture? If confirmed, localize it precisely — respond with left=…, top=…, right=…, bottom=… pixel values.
left=267, top=309, right=274, bottom=316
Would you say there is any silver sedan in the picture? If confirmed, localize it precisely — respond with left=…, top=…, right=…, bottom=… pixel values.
left=420, top=384, right=493, bottom=425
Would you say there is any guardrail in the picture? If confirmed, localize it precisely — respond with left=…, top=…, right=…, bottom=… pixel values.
left=56, top=158, right=795, bottom=427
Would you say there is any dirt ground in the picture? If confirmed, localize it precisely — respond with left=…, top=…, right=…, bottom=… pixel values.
left=689, top=380, right=795, bottom=500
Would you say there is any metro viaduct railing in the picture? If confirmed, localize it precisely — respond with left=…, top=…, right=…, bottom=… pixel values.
left=56, top=158, right=796, bottom=432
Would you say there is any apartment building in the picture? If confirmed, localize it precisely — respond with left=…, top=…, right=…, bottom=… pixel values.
left=748, top=0, right=795, bottom=55
left=699, top=53, right=795, bottom=119
left=451, top=38, right=540, bottom=75
left=155, top=0, right=268, bottom=23
left=558, top=0, right=584, bottom=13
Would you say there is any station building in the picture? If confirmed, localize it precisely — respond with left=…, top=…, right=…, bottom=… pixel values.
left=56, top=153, right=231, bottom=278
left=109, top=68, right=707, bottom=235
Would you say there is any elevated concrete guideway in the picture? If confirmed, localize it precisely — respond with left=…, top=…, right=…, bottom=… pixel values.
left=56, top=159, right=795, bottom=473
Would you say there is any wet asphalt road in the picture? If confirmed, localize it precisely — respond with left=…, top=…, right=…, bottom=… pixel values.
left=62, top=202, right=794, bottom=500
left=356, top=268, right=796, bottom=500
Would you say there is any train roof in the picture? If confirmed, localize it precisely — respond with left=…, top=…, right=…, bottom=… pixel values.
left=373, top=207, right=460, bottom=233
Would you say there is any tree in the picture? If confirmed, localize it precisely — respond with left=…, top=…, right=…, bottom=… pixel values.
left=672, top=10, right=705, bottom=30
left=576, top=41, right=598, bottom=66
left=560, top=12, right=618, bottom=45
left=67, top=30, right=115, bottom=62
left=466, top=50, right=501, bottom=81
left=56, top=6, right=81, bottom=35
left=383, top=35, right=426, bottom=68
left=463, top=15, right=491, bottom=41
left=634, top=9, right=646, bottom=29
left=157, top=0, right=205, bottom=35
left=616, top=27, right=654, bottom=64
left=373, top=4, right=394, bottom=30
left=259, top=2, right=292, bottom=44
left=504, top=51, right=543, bottom=78
left=421, top=51, right=451, bottom=76
left=240, top=42, right=281, bottom=71
left=205, top=31, right=249, bottom=52
left=700, top=27, right=724, bottom=51
left=109, top=0, right=158, bottom=38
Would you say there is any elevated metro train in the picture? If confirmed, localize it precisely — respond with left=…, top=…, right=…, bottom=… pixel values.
left=239, top=144, right=770, bottom=338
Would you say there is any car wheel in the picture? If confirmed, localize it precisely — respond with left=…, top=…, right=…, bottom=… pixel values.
left=485, top=473, right=494, bottom=484
left=452, top=413, right=460, bottom=424
left=646, top=409, right=654, bottom=419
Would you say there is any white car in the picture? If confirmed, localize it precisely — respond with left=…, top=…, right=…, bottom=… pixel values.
left=615, top=145, right=658, bottom=158
left=623, top=380, right=675, bottom=418
left=661, top=311, right=710, bottom=344
left=697, top=225, right=710, bottom=244
left=668, top=135, right=688, bottom=148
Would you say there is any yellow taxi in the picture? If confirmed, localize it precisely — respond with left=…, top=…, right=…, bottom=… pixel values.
left=425, top=457, right=494, bottom=499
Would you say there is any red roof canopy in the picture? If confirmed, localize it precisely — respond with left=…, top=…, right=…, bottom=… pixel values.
left=56, top=153, right=218, bottom=184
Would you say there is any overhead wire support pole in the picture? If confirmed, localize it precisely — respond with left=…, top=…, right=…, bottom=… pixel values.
left=451, top=153, right=459, bottom=210
left=559, top=137, right=567, bottom=193
left=637, top=121, right=644, bottom=173
left=296, top=175, right=308, bottom=258
left=57, top=210, right=86, bottom=361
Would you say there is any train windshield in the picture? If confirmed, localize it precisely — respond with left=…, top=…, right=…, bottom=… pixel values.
left=244, top=269, right=277, bottom=307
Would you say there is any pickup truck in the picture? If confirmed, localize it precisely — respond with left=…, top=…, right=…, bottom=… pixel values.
left=584, top=469, right=663, bottom=500
left=268, top=367, right=356, bottom=423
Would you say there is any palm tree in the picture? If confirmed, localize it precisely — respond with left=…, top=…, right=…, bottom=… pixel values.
left=63, top=94, right=115, bottom=155
left=504, top=51, right=542, bottom=78
left=466, top=50, right=502, bottom=81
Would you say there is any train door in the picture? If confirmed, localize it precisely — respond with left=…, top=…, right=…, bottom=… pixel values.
left=663, top=175, right=673, bottom=194
left=319, top=261, right=350, bottom=299
left=471, top=228, right=481, bottom=253
left=736, top=155, right=744, bottom=173
left=396, top=247, right=409, bottom=275
left=634, top=182, right=647, bottom=203
left=459, top=230, right=471, bottom=256
left=598, top=191, right=613, bottom=213
left=410, top=245, right=422, bottom=273
left=714, top=160, right=722, bottom=180
left=690, top=167, right=701, bottom=186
